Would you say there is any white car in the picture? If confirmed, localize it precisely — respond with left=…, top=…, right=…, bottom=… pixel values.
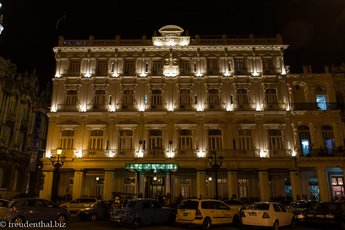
left=176, top=198, right=240, bottom=229
left=241, top=202, right=296, bottom=230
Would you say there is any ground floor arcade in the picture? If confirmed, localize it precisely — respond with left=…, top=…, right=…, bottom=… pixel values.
left=39, top=161, right=345, bottom=204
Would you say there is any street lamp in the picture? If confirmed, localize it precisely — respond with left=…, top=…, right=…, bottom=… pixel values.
left=50, top=148, right=65, bottom=203
left=208, top=150, right=224, bottom=200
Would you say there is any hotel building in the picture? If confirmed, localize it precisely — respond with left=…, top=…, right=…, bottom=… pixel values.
left=39, top=25, right=345, bottom=203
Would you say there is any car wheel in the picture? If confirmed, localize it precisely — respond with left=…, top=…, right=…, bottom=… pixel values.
left=290, top=217, right=296, bottom=228
left=232, top=214, right=241, bottom=227
left=273, top=220, right=279, bottom=230
left=90, top=214, right=97, bottom=222
left=132, top=218, right=141, bottom=228
left=12, top=216, right=24, bottom=223
left=202, top=217, right=211, bottom=230
left=57, top=214, right=67, bottom=223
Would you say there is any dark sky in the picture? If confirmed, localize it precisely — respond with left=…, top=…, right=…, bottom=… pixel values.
left=0, top=0, right=344, bottom=88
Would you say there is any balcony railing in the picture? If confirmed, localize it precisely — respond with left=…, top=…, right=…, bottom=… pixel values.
left=296, top=148, right=345, bottom=157
left=291, top=103, right=338, bottom=111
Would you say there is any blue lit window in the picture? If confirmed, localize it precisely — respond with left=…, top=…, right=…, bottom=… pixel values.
left=316, top=95, right=327, bottom=110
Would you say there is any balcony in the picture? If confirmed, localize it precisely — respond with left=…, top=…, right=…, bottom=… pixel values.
left=297, top=148, right=345, bottom=158
left=291, top=103, right=338, bottom=111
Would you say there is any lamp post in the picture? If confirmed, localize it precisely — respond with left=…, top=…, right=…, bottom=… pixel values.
left=208, top=150, right=224, bottom=200
left=50, top=148, right=65, bottom=203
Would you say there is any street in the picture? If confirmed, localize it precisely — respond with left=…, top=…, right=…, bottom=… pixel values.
left=63, top=216, right=323, bottom=230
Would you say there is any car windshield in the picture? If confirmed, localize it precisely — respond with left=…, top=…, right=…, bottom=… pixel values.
left=246, top=202, right=270, bottom=210
left=178, top=200, right=198, bottom=210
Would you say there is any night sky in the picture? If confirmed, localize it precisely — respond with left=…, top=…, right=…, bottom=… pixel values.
left=0, top=0, right=344, bottom=88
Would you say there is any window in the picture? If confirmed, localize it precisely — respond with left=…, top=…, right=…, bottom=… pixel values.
left=151, top=89, right=162, bottom=106
left=124, top=60, right=135, bottom=75
left=69, top=60, right=81, bottom=75
left=316, top=85, right=327, bottom=110
left=238, top=178, right=249, bottom=198
left=208, top=129, right=222, bottom=150
left=94, top=90, right=106, bottom=106
left=262, top=58, right=274, bottom=74
left=238, top=129, right=253, bottom=150
left=322, top=125, right=334, bottom=153
left=208, top=89, right=220, bottom=107
left=273, top=203, right=282, bottom=212
left=316, top=95, right=327, bottom=110
left=179, top=89, right=191, bottom=106
left=96, top=60, right=108, bottom=75
left=60, top=130, right=74, bottom=150
left=298, top=125, right=311, bottom=156
left=65, top=90, right=78, bottom=105
left=237, top=89, right=249, bottom=105
left=89, top=130, right=104, bottom=150
left=178, top=129, right=193, bottom=150
left=265, top=89, right=278, bottom=104
left=123, top=90, right=134, bottom=106
left=148, top=130, right=162, bottom=150
left=179, top=60, right=190, bottom=75
left=234, top=58, right=245, bottom=74
left=207, top=59, right=218, bottom=75
left=152, top=60, right=163, bottom=75
left=119, top=130, right=133, bottom=150
left=268, top=129, right=283, bottom=150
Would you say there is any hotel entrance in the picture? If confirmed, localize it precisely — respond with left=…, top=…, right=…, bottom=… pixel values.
left=147, top=175, right=165, bottom=198
left=125, top=163, right=179, bottom=198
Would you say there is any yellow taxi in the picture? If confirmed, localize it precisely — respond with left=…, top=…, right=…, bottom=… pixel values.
left=175, top=198, right=240, bottom=229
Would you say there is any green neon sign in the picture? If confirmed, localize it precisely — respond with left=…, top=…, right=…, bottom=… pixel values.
left=125, top=163, right=179, bottom=172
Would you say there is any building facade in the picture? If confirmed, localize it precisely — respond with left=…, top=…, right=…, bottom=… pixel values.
left=39, top=25, right=345, bottom=203
left=0, top=57, right=49, bottom=199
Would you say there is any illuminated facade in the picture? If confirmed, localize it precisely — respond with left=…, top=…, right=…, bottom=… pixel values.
left=39, top=25, right=345, bottom=203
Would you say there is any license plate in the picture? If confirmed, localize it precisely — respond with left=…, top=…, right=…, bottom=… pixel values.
left=183, top=213, right=189, bottom=216
left=248, top=212, right=257, bottom=216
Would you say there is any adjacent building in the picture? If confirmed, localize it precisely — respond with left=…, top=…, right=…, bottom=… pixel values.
left=0, top=57, right=50, bottom=199
left=39, top=25, right=345, bottom=203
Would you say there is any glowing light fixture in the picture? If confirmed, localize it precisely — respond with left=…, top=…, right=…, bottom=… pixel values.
left=0, top=3, right=3, bottom=35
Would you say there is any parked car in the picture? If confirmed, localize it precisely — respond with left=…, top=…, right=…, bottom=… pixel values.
left=0, top=199, right=10, bottom=220
left=241, top=201, right=296, bottom=230
left=303, top=201, right=345, bottom=229
left=60, top=197, right=98, bottom=214
left=175, top=198, right=240, bottom=229
left=287, top=200, right=317, bottom=222
left=109, top=198, right=175, bottom=227
left=223, top=199, right=248, bottom=211
left=2, top=198, right=69, bottom=223
left=77, top=200, right=113, bottom=221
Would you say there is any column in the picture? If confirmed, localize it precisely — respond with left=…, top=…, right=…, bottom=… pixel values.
left=196, top=170, right=206, bottom=198
left=227, top=170, right=238, bottom=200
left=317, top=166, right=331, bottom=201
left=290, top=170, right=302, bottom=201
left=103, top=170, right=114, bottom=200
left=39, top=170, right=54, bottom=200
left=72, top=170, right=84, bottom=199
left=258, top=170, right=270, bottom=201
left=165, top=173, right=171, bottom=195
left=138, top=173, right=145, bottom=197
